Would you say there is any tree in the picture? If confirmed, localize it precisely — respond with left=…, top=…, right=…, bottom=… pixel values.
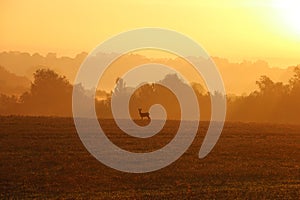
left=255, top=75, right=288, bottom=97
left=289, top=66, right=300, bottom=93
left=113, top=77, right=126, bottom=96
left=20, top=69, right=72, bottom=116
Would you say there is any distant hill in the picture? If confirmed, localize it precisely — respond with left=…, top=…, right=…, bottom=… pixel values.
left=0, top=51, right=87, bottom=83
left=0, top=66, right=31, bottom=96
left=0, top=51, right=298, bottom=95
left=212, top=57, right=296, bottom=95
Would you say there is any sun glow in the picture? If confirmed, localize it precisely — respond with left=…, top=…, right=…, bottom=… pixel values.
left=273, top=0, right=300, bottom=35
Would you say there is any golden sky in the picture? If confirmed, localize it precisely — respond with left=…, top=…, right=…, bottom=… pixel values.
left=1, top=0, right=300, bottom=67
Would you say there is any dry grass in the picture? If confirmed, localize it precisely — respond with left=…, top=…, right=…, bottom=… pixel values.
left=0, top=116, right=299, bottom=199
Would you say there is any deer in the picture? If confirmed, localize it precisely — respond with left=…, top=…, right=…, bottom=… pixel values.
left=138, top=108, right=150, bottom=120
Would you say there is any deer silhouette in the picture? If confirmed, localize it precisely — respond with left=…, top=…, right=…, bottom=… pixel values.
left=138, top=108, right=150, bottom=120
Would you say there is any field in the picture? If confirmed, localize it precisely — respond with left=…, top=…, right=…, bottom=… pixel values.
left=1, top=116, right=299, bottom=199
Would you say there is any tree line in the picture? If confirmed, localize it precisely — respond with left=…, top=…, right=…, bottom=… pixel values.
left=1, top=67, right=300, bottom=124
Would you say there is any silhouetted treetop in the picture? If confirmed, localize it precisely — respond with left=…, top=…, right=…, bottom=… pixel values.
left=19, top=69, right=72, bottom=116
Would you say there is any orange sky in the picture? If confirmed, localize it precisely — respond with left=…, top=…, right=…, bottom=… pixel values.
left=1, top=0, right=300, bottom=67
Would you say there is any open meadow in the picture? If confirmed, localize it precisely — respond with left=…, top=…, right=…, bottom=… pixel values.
left=1, top=116, right=299, bottom=199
